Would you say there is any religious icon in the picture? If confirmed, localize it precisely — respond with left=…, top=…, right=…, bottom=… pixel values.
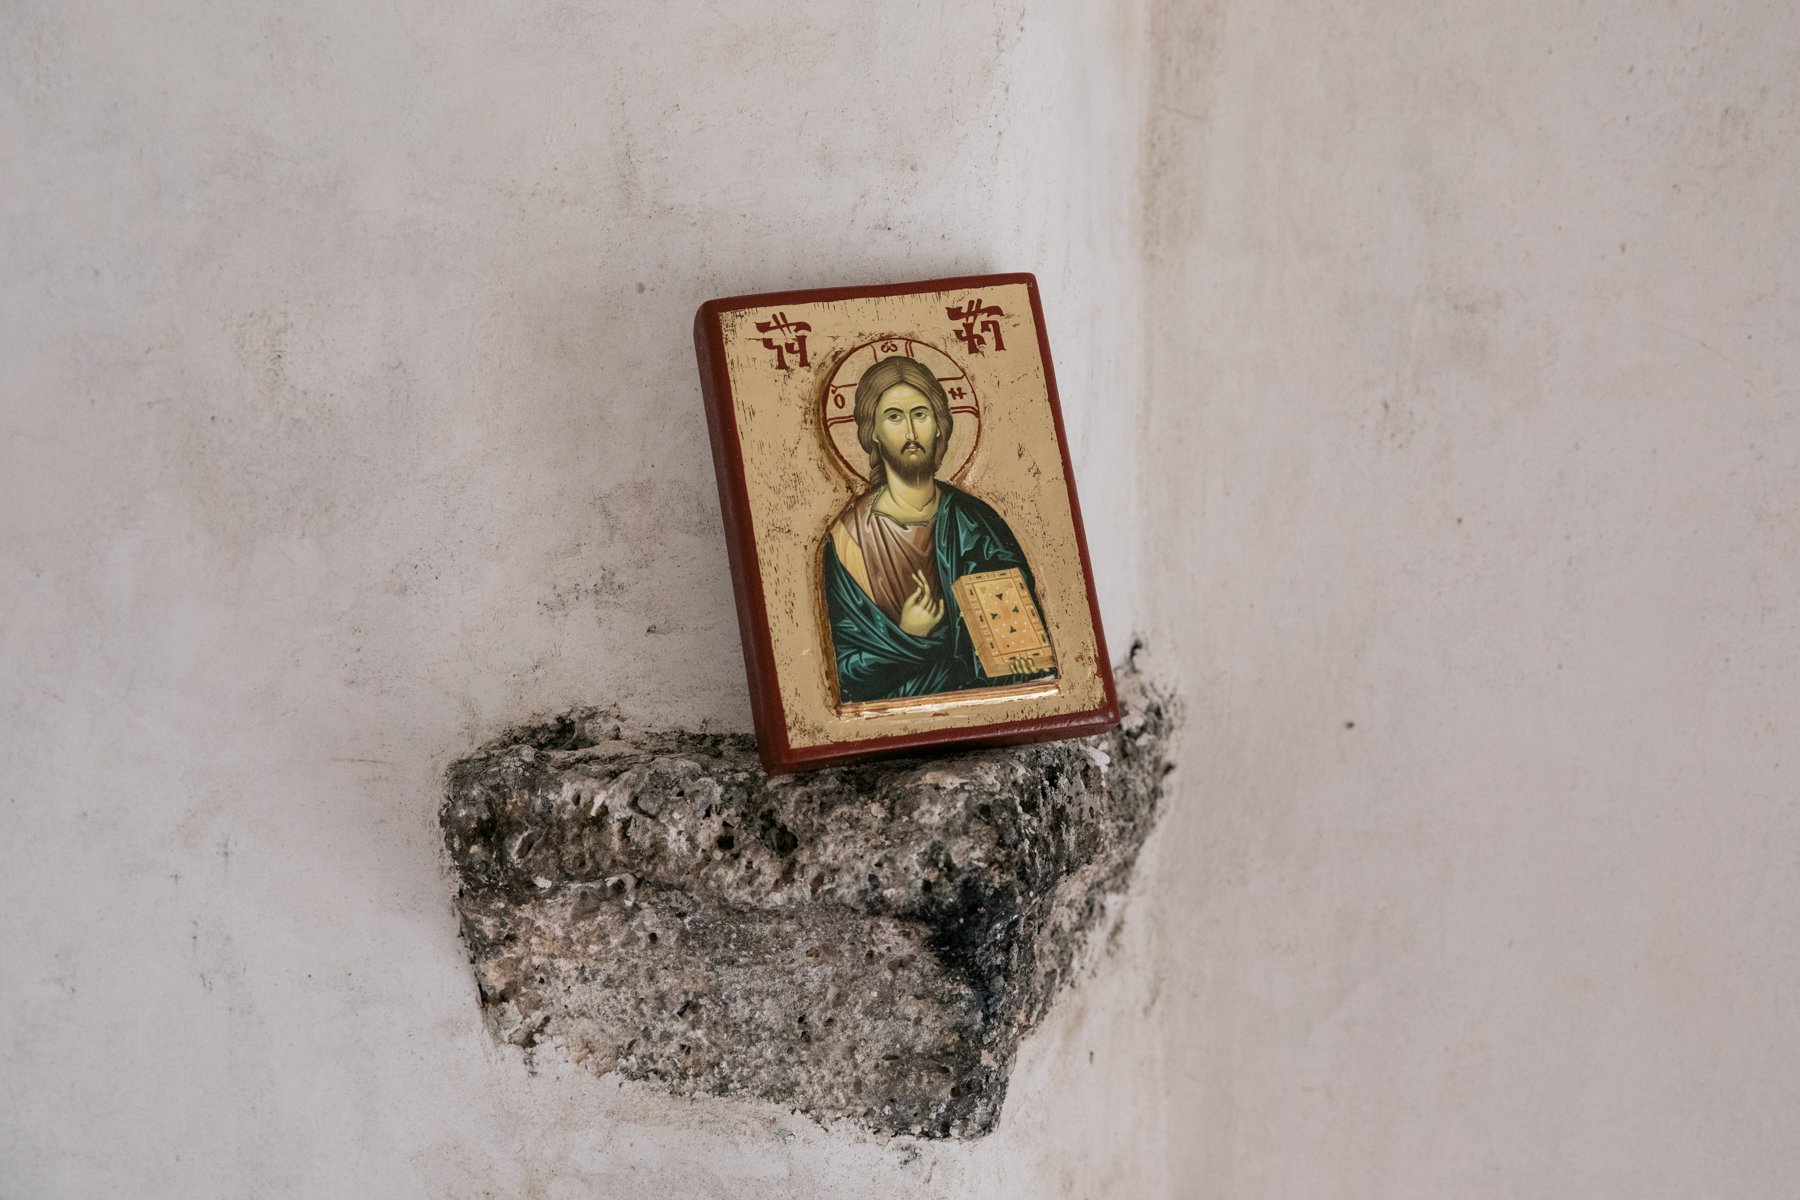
left=821, top=350, right=1055, bottom=706
left=694, top=273, right=1116, bottom=773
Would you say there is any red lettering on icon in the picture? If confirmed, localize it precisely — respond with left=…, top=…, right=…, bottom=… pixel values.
left=946, top=299, right=1006, bottom=354
left=755, top=312, right=811, bottom=370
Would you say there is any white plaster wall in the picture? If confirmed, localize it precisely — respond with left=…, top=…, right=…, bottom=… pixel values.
left=1139, top=0, right=1800, bottom=1194
left=2, top=1, right=1159, bottom=1196
left=6, top=0, right=1800, bottom=1197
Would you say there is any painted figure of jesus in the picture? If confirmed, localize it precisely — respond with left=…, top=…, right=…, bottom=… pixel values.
left=822, top=355, right=1054, bottom=705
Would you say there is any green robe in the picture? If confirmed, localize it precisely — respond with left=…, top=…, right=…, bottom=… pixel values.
left=824, top=483, right=1052, bottom=704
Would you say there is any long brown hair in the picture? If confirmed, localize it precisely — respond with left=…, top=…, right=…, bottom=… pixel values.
left=851, top=355, right=954, bottom=490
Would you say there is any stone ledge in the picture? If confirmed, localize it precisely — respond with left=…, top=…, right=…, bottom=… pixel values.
left=440, top=652, right=1173, bottom=1139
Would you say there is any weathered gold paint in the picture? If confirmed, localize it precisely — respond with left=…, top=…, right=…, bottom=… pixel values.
left=718, top=283, right=1105, bottom=751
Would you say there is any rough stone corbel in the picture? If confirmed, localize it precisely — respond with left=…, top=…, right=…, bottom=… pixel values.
left=440, top=652, right=1174, bottom=1139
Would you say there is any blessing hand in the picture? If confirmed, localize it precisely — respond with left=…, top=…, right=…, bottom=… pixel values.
left=898, top=569, right=945, bottom=637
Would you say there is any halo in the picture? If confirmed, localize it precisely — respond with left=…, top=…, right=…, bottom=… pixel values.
left=821, top=338, right=982, bottom=485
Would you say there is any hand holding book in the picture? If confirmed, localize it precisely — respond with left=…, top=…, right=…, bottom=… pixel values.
left=952, top=568, right=1058, bottom=680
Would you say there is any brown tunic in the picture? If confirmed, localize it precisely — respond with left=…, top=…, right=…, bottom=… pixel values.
left=840, top=489, right=942, bottom=626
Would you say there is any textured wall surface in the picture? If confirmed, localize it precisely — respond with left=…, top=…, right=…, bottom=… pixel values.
left=1139, top=0, right=1800, bottom=1194
left=2, top=2, right=1159, bottom=1196
left=5, top=0, right=1800, bottom=1195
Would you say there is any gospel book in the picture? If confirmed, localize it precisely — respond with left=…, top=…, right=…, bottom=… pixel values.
left=952, top=568, right=1058, bottom=679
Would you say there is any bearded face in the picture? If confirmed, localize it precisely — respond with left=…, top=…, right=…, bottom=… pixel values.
left=870, top=383, right=945, bottom=487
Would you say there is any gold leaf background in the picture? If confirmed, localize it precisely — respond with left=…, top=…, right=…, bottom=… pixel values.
left=717, top=281, right=1106, bottom=751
